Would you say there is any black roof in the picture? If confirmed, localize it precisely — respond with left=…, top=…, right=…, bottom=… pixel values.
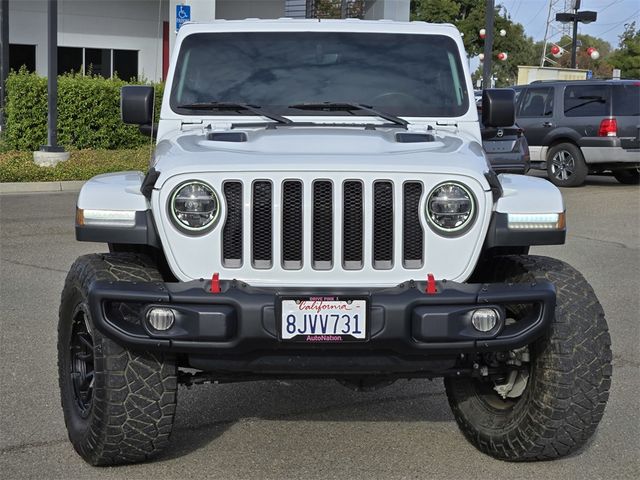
left=527, top=79, right=639, bottom=85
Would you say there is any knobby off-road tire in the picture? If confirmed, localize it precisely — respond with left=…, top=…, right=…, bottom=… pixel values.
left=445, top=255, right=612, bottom=461
left=58, top=253, right=178, bottom=466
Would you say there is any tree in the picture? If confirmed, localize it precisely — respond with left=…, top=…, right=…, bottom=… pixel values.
left=311, top=0, right=366, bottom=18
left=609, top=22, right=640, bottom=79
left=410, top=0, right=461, bottom=23
left=547, top=34, right=613, bottom=77
left=411, top=0, right=538, bottom=86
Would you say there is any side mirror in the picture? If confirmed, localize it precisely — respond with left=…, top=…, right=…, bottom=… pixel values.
left=482, top=88, right=515, bottom=128
left=121, top=85, right=154, bottom=125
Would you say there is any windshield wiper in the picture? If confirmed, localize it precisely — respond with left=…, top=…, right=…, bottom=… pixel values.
left=564, top=96, right=606, bottom=114
left=288, top=102, right=408, bottom=128
left=176, top=102, right=293, bottom=125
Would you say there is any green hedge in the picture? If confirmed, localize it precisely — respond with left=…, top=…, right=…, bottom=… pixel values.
left=3, top=70, right=163, bottom=151
left=0, top=147, right=150, bottom=182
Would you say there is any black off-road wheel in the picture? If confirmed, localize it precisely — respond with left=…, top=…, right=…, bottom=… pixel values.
left=58, top=253, right=178, bottom=466
left=445, top=255, right=612, bottom=461
left=546, top=143, right=588, bottom=187
left=612, top=167, right=640, bottom=185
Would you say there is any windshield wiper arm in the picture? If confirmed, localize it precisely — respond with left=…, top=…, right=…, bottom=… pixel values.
left=176, top=102, right=292, bottom=125
left=288, top=102, right=408, bottom=128
left=563, top=96, right=606, bottom=114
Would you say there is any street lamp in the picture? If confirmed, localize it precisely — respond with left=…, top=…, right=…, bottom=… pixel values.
left=555, top=0, right=597, bottom=68
left=482, top=0, right=495, bottom=89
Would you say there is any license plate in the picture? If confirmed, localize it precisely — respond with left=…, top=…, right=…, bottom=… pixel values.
left=279, top=296, right=367, bottom=342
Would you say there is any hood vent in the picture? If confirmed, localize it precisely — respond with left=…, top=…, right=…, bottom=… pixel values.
left=207, top=132, right=247, bottom=142
left=395, top=133, right=435, bottom=143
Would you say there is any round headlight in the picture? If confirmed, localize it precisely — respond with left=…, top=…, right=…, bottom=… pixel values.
left=169, top=181, right=220, bottom=233
left=426, top=182, right=475, bottom=234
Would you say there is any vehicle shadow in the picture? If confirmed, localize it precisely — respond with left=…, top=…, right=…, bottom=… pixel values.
left=527, top=170, right=637, bottom=187
left=157, top=377, right=453, bottom=462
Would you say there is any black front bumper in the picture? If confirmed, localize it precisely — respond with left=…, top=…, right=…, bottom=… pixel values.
left=88, top=278, right=555, bottom=373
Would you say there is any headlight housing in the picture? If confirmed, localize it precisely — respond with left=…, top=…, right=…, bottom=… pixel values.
left=426, top=182, right=476, bottom=234
left=169, top=181, right=220, bottom=234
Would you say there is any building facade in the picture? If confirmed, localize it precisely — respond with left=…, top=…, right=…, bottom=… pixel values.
left=5, top=0, right=410, bottom=82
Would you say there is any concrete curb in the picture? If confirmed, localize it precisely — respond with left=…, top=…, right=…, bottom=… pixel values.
left=0, top=180, right=85, bottom=194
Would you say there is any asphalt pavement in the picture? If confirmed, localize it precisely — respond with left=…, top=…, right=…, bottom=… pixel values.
left=1, top=175, right=638, bottom=479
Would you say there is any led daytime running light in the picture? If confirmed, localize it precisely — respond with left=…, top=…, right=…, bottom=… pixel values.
left=77, top=208, right=136, bottom=227
left=507, top=213, right=565, bottom=230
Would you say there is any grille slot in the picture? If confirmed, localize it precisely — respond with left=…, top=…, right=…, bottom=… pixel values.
left=312, top=181, right=333, bottom=270
left=282, top=181, right=303, bottom=269
left=222, top=182, right=243, bottom=267
left=343, top=181, right=363, bottom=269
left=252, top=181, right=273, bottom=268
left=373, top=181, right=394, bottom=269
left=403, top=182, right=424, bottom=268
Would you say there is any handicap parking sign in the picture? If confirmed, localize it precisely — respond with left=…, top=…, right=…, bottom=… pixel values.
left=176, top=4, right=191, bottom=31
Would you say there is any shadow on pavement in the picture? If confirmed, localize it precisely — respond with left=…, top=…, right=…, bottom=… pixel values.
left=158, top=378, right=453, bottom=461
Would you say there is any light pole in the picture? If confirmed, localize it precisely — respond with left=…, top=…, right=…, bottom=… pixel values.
left=482, top=0, right=495, bottom=89
left=34, top=0, right=69, bottom=166
left=41, top=0, right=64, bottom=153
left=555, top=0, right=597, bottom=69
left=0, top=0, right=8, bottom=131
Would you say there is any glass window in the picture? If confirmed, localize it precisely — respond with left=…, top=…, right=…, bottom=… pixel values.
left=563, top=85, right=609, bottom=117
left=85, top=48, right=111, bottom=78
left=113, top=50, right=138, bottom=81
left=612, top=84, right=640, bottom=116
left=9, top=44, right=36, bottom=72
left=514, top=88, right=523, bottom=104
left=519, top=87, right=554, bottom=117
left=170, top=32, right=470, bottom=117
left=58, top=47, right=83, bottom=75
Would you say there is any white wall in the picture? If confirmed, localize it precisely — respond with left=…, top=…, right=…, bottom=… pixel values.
left=365, top=0, right=410, bottom=21
left=7, top=0, right=409, bottom=82
left=169, top=0, right=216, bottom=70
left=9, top=0, right=169, bottom=81
left=216, top=0, right=284, bottom=19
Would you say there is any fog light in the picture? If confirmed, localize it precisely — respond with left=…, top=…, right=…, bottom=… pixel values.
left=471, top=308, right=499, bottom=332
left=146, top=308, right=175, bottom=331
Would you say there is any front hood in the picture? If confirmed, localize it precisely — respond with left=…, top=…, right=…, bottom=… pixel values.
left=153, top=126, right=491, bottom=189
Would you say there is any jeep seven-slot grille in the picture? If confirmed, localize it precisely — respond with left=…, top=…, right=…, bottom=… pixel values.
left=222, top=179, right=425, bottom=271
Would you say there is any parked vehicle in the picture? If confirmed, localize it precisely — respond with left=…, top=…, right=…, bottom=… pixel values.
left=513, top=80, right=640, bottom=186
left=58, top=20, right=611, bottom=465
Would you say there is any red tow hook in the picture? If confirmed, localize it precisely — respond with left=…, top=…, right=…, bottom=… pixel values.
left=210, top=272, right=221, bottom=293
left=426, top=273, right=437, bottom=294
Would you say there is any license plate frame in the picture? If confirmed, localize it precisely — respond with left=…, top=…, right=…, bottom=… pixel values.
left=277, top=295, right=370, bottom=343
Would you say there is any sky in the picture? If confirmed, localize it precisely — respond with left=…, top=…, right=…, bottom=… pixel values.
left=497, top=0, right=640, bottom=48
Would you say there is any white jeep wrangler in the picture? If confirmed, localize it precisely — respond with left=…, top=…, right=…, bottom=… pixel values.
left=58, top=20, right=611, bottom=465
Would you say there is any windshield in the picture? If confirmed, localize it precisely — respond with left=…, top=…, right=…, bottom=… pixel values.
left=170, top=32, right=470, bottom=118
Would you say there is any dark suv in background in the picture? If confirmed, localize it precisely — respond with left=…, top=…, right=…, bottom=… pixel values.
left=513, top=80, right=640, bottom=186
